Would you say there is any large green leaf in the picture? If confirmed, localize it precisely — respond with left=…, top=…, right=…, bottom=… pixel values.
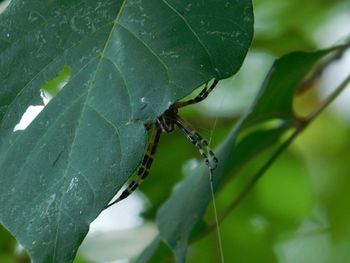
left=0, top=0, right=253, bottom=262
left=139, top=48, right=336, bottom=262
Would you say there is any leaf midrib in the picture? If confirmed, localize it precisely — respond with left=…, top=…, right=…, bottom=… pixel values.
left=52, top=0, right=129, bottom=260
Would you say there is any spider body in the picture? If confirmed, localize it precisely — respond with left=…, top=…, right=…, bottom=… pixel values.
left=107, top=79, right=219, bottom=207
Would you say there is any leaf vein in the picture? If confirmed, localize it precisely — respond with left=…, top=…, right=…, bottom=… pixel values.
left=118, top=23, right=170, bottom=82
left=103, top=56, right=134, bottom=120
left=161, top=0, right=216, bottom=73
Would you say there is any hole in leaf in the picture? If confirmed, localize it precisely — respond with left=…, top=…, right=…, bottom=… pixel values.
left=0, top=0, right=11, bottom=14
left=41, top=65, right=72, bottom=103
left=13, top=106, right=44, bottom=131
left=13, top=66, right=72, bottom=132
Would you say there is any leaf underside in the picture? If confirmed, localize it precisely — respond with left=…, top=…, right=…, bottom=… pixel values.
left=0, top=0, right=253, bottom=262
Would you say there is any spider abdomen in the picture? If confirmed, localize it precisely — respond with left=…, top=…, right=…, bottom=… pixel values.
left=157, top=105, right=178, bottom=133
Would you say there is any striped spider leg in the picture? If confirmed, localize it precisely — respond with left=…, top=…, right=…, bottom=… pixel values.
left=106, top=125, right=162, bottom=208
left=175, top=79, right=219, bottom=108
left=106, top=79, right=219, bottom=207
left=174, top=116, right=218, bottom=178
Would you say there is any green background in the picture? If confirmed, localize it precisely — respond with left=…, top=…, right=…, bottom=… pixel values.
left=0, top=0, right=349, bottom=262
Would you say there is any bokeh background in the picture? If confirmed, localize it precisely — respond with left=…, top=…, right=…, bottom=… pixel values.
left=1, top=0, right=350, bottom=262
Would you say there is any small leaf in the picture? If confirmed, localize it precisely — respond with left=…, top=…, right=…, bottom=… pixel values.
left=243, top=49, right=333, bottom=127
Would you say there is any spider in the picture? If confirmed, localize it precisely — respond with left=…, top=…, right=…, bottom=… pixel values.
left=107, top=79, right=219, bottom=208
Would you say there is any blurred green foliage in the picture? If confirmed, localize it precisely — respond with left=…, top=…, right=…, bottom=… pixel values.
left=1, top=0, right=349, bottom=262
left=0, top=225, right=15, bottom=263
left=253, top=0, right=349, bottom=53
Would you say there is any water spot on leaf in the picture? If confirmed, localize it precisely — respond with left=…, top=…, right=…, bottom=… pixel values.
left=67, top=177, right=79, bottom=192
left=185, top=3, right=192, bottom=12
